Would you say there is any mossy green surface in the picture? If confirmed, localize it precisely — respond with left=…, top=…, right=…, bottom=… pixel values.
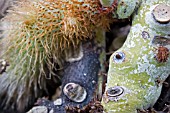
left=102, top=0, right=170, bottom=112
left=99, top=0, right=114, bottom=7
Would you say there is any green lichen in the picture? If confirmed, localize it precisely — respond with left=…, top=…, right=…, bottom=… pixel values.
left=102, top=0, right=170, bottom=112
left=116, top=0, right=141, bottom=19
left=99, top=0, right=141, bottom=19
left=99, top=0, right=114, bottom=7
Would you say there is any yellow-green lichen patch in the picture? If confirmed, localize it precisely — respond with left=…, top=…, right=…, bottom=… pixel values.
left=102, top=0, right=170, bottom=112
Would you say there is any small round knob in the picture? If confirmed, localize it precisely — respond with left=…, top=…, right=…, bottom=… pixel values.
left=113, top=52, right=125, bottom=63
left=63, top=83, right=87, bottom=103
left=106, top=86, right=124, bottom=97
left=152, top=4, right=170, bottom=24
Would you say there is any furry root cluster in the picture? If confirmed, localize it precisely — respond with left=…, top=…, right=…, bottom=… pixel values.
left=0, top=0, right=112, bottom=112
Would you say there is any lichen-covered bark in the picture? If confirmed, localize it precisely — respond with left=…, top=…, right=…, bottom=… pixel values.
left=99, top=0, right=142, bottom=19
left=102, top=0, right=170, bottom=113
left=0, top=0, right=112, bottom=112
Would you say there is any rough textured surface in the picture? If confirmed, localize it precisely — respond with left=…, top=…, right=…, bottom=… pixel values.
left=61, top=42, right=100, bottom=107
left=36, top=41, right=100, bottom=113
left=102, top=0, right=170, bottom=113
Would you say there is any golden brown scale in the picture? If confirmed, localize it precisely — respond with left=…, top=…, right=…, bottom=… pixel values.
left=156, top=46, right=169, bottom=63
